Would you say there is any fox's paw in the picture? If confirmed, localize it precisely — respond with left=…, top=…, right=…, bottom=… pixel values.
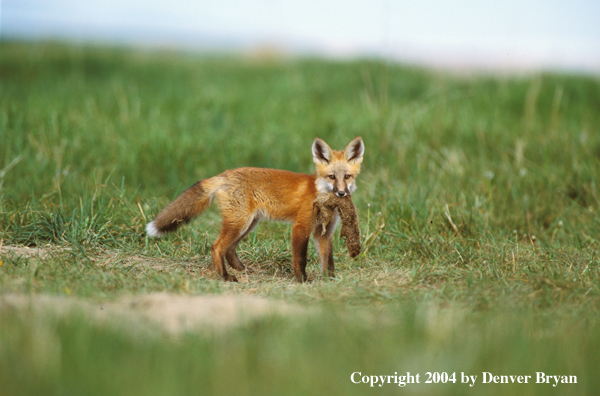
left=223, top=274, right=239, bottom=282
left=294, top=272, right=309, bottom=283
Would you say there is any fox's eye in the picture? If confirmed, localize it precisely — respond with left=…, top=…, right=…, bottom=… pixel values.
left=344, top=174, right=352, bottom=180
left=328, top=175, right=336, bottom=180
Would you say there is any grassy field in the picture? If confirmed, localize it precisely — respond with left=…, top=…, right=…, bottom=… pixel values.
left=1, top=40, right=600, bottom=395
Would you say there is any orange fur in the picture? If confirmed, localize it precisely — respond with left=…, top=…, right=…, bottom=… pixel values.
left=146, top=137, right=364, bottom=282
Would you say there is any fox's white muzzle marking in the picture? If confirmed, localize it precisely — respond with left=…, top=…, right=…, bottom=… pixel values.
left=348, top=181, right=356, bottom=193
left=316, top=178, right=334, bottom=194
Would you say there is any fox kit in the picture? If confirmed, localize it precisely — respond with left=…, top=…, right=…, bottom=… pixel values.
left=146, top=137, right=364, bottom=282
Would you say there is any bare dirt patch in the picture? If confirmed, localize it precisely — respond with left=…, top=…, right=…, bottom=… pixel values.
left=112, top=294, right=303, bottom=333
left=0, top=293, right=306, bottom=334
left=0, top=245, right=56, bottom=259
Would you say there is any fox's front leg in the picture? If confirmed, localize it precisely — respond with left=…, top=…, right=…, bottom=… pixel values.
left=292, top=223, right=310, bottom=282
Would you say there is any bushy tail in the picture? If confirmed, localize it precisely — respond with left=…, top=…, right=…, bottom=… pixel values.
left=146, top=178, right=220, bottom=237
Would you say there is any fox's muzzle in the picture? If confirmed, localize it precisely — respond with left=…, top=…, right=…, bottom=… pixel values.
left=332, top=183, right=349, bottom=197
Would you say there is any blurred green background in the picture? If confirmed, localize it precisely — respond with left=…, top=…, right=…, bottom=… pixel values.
left=1, top=41, right=599, bottom=395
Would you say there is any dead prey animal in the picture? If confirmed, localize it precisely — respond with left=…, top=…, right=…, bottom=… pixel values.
left=311, top=193, right=361, bottom=258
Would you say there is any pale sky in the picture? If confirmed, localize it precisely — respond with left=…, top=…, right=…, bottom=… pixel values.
left=3, top=0, right=600, bottom=71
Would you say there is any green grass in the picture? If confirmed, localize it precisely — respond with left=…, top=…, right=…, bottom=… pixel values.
left=2, top=304, right=598, bottom=396
left=1, top=40, right=600, bottom=395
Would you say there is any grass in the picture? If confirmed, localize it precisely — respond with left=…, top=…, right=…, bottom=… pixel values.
left=2, top=303, right=599, bottom=396
left=1, top=40, right=600, bottom=395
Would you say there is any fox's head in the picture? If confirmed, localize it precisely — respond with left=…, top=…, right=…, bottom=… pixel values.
left=312, top=137, right=365, bottom=197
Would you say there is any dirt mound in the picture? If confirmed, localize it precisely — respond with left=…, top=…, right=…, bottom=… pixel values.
left=111, top=294, right=303, bottom=333
left=0, top=293, right=305, bottom=334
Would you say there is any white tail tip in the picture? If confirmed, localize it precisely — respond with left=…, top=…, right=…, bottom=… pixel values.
left=146, top=221, right=164, bottom=238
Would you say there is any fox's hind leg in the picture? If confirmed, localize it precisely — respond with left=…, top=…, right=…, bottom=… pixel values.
left=224, top=217, right=259, bottom=272
left=211, top=216, right=260, bottom=281
left=210, top=223, right=245, bottom=282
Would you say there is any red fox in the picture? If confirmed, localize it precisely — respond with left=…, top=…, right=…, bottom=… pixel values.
left=146, top=137, right=364, bottom=282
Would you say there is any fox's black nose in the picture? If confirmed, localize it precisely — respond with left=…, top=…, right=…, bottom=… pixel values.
left=336, top=191, right=347, bottom=197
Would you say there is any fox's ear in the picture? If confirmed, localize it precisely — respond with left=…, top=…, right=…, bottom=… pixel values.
left=344, top=137, right=364, bottom=164
left=312, top=138, right=333, bottom=165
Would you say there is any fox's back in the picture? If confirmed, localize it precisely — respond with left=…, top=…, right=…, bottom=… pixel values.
left=214, top=167, right=317, bottom=222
